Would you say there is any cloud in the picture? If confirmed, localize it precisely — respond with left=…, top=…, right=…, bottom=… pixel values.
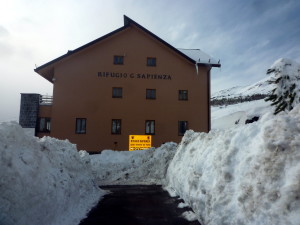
left=0, top=25, right=9, bottom=37
left=0, top=25, right=14, bottom=57
left=0, top=42, right=14, bottom=57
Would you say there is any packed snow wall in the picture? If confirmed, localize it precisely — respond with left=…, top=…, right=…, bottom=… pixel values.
left=92, top=142, right=177, bottom=185
left=165, top=105, right=300, bottom=225
left=0, top=122, right=106, bottom=225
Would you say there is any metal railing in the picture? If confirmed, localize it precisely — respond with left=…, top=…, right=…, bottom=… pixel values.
left=40, top=95, right=53, bottom=105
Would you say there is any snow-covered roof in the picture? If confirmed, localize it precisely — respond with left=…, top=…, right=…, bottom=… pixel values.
left=177, top=48, right=220, bottom=66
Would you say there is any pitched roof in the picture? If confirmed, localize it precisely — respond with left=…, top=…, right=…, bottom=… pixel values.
left=35, top=15, right=220, bottom=81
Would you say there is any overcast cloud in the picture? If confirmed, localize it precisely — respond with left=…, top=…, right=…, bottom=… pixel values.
left=0, top=0, right=299, bottom=122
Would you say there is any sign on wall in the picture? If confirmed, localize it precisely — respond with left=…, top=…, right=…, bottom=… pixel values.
left=129, top=135, right=152, bottom=151
left=98, top=72, right=172, bottom=80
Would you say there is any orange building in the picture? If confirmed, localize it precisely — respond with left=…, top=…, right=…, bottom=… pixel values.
left=19, top=15, right=220, bottom=152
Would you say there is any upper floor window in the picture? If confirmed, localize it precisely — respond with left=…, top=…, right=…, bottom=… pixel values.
left=76, top=118, right=86, bottom=134
left=179, top=90, right=188, bottom=100
left=145, top=120, right=155, bottom=135
left=112, top=87, right=123, bottom=98
left=114, top=55, right=124, bottom=65
left=178, top=121, right=188, bottom=136
left=38, top=117, right=51, bottom=133
left=147, top=57, right=156, bottom=66
left=146, top=89, right=156, bottom=100
left=112, top=119, right=121, bottom=134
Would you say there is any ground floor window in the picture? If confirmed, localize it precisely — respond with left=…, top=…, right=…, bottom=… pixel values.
left=145, top=120, right=155, bottom=135
left=178, top=121, right=188, bottom=136
left=112, top=119, right=121, bottom=134
left=38, top=117, right=51, bottom=132
left=76, top=118, right=86, bottom=134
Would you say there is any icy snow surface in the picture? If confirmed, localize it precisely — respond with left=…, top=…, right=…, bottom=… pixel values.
left=0, top=122, right=106, bottom=225
left=164, top=105, right=300, bottom=225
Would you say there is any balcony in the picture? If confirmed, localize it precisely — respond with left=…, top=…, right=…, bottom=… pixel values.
left=39, top=95, right=53, bottom=105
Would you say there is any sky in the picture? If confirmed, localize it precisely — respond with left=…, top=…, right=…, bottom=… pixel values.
left=0, top=0, right=300, bottom=122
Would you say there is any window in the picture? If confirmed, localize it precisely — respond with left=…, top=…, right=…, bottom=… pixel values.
left=112, top=119, right=121, bottom=134
left=112, top=87, right=123, bottom=98
left=38, top=117, right=51, bottom=132
left=178, top=121, right=188, bottom=136
left=145, top=120, right=155, bottom=135
left=76, top=118, right=86, bottom=134
left=146, top=89, right=156, bottom=99
left=179, top=90, right=188, bottom=100
left=114, top=55, right=124, bottom=65
left=147, top=57, right=156, bottom=66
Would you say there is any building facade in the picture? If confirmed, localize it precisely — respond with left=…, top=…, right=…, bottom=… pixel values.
left=19, top=16, right=220, bottom=152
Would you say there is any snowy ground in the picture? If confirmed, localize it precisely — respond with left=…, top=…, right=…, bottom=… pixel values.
left=211, top=99, right=271, bottom=129
left=0, top=122, right=106, bottom=225
left=1, top=102, right=300, bottom=225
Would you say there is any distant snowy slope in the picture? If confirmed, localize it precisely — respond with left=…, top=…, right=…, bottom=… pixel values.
left=212, top=74, right=275, bottom=100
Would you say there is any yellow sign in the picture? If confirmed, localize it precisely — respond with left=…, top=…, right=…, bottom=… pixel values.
left=129, top=135, right=152, bottom=151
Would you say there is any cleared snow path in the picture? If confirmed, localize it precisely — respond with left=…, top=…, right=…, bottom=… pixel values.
left=79, top=185, right=200, bottom=225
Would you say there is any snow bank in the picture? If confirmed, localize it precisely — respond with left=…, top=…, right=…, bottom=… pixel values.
left=165, top=105, right=300, bottom=225
left=91, top=142, right=177, bottom=185
left=0, top=122, right=105, bottom=225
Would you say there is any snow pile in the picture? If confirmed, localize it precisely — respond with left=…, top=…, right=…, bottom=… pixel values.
left=165, top=105, right=300, bottom=225
left=0, top=122, right=105, bottom=225
left=91, top=142, right=177, bottom=185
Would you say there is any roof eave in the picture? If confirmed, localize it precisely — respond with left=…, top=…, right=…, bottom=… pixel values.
left=197, top=63, right=221, bottom=68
